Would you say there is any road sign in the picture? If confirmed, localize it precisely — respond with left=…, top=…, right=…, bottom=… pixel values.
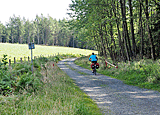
left=28, top=43, right=35, bottom=73
left=29, top=43, right=35, bottom=49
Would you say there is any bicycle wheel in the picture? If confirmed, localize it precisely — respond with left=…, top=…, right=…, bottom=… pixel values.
left=94, top=67, right=96, bottom=75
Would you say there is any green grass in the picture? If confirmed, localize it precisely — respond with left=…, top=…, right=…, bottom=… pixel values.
left=0, top=56, right=102, bottom=115
left=75, top=56, right=160, bottom=92
left=0, top=43, right=97, bottom=61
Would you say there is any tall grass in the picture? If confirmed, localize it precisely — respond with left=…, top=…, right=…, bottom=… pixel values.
left=0, top=55, right=102, bottom=115
left=75, top=56, right=160, bottom=92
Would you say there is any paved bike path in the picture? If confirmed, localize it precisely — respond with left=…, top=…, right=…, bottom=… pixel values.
left=57, top=58, right=160, bottom=115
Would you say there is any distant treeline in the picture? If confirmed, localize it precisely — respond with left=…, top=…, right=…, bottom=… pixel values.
left=0, top=14, right=82, bottom=48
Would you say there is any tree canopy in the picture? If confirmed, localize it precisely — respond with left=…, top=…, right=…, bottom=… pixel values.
left=68, top=0, right=160, bottom=61
left=0, top=0, right=160, bottom=62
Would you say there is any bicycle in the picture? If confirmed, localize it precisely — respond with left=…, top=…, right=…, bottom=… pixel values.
left=92, top=63, right=96, bottom=75
left=90, top=62, right=99, bottom=75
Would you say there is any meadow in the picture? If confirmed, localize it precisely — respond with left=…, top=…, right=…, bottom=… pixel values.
left=0, top=43, right=97, bottom=61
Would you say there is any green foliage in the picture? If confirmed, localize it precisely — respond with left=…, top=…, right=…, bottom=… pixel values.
left=0, top=55, right=44, bottom=96
left=0, top=54, right=8, bottom=71
left=1, top=54, right=8, bottom=66
left=0, top=54, right=102, bottom=115
left=69, top=0, right=160, bottom=60
left=37, top=56, right=49, bottom=63
left=0, top=70, right=13, bottom=96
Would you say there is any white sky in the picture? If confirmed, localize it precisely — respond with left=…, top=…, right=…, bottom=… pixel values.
left=0, top=0, right=72, bottom=25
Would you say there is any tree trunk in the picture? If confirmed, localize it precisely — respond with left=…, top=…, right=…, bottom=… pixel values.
left=28, top=25, right=30, bottom=44
left=112, top=0, right=126, bottom=61
left=144, top=0, right=156, bottom=60
left=128, top=0, right=136, bottom=58
left=104, top=24, right=115, bottom=61
left=0, top=35, right=2, bottom=43
left=109, top=22, right=116, bottom=62
left=37, top=20, right=40, bottom=45
left=139, top=0, right=144, bottom=59
left=99, top=24, right=107, bottom=58
left=11, top=28, right=14, bottom=43
left=120, top=0, right=131, bottom=61
left=44, top=27, right=47, bottom=45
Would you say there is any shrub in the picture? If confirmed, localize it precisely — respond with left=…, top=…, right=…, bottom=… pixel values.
left=0, top=55, right=44, bottom=96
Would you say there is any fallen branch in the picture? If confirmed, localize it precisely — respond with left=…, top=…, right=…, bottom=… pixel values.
left=105, top=61, right=118, bottom=68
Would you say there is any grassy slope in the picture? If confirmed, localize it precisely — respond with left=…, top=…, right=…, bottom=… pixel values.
left=0, top=43, right=97, bottom=61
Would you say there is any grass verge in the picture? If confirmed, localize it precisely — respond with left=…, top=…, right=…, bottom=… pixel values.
left=0, top=55, right=102, bottom=115
left=75, top=56, right=160, bottom=92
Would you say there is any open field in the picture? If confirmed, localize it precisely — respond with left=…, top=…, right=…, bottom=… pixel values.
left=0, top=43, right=97, bottom=61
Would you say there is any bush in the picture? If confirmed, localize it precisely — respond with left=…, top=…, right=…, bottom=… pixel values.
left=0, top=70, right=13, bottom=95
left=0, top=55, right=44, bottom=96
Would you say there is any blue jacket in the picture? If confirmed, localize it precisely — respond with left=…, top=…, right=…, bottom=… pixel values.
left=89, top=55, right=97, bottom=61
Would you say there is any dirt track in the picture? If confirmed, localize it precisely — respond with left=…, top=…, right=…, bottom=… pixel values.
left=58, top=58, right=160, bottom=115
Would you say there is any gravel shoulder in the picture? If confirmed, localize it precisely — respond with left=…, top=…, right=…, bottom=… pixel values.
left=58, top=58, right=160, bottom=115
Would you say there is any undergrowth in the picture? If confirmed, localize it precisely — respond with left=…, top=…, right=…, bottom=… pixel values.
left=0, top=54, right=101, bottom=115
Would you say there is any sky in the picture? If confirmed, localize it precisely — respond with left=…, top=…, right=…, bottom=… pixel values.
left=0, top=0, right=72, bottom=25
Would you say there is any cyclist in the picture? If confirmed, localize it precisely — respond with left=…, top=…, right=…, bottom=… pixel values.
left=89, top=53, right=98, bottom=73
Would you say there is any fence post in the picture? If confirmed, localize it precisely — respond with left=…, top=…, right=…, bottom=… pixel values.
left=14, top=57, right=16, bottom=64
left=24, top=56, right=26, bottom=61
left=28, top=56, right=30, bottom=62
left=9, top=59, right=11, bottom=66
left=20, top=58, right=22, bottom=63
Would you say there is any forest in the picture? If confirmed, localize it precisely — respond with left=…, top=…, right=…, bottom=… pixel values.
left=0, top=0, right=160, bottom=62
left=0, top=14, right=78, bottom=48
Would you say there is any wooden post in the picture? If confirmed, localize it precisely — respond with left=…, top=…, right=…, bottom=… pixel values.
left=28, top=56, right=30, bottom=62
left=24, top=56, right=26, bottom=61
left=20, top=58, right=22, bottom=63
left=9, top=59, right=11, bottom=66
left=14, top=57, right=16, bottom=64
